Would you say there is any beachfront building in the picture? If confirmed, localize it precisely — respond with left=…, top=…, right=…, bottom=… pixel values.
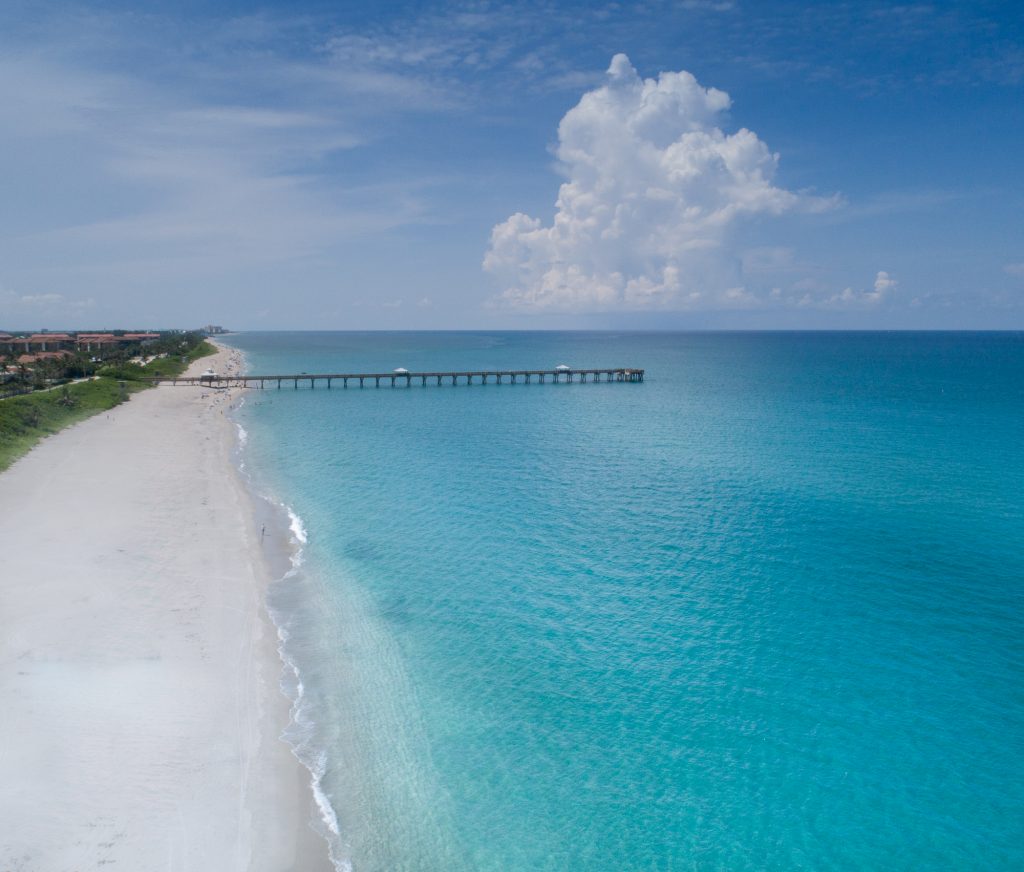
left=76, top=333, right=122, bottom=352
left=75, top=332, right=162, bottom=351
left=19, top=333, right=75, bottom=352
left=16, top=351, right=73, bottom=365
left=1, top=330, right=166, bottom=360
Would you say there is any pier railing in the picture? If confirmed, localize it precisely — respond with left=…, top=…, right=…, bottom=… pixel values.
left=139, top=367, right=645, bottom=389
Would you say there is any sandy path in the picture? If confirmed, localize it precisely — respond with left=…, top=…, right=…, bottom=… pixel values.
left=0, top=345, right=331, bottom=871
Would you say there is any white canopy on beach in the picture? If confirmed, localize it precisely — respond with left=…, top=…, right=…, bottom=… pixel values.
left=555, top=364, right=571, bottom=371
left=393, top=367, right=409, bottom=373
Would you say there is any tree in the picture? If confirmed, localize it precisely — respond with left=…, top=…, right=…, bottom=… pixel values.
left=57, top=386, right=76, bottom=408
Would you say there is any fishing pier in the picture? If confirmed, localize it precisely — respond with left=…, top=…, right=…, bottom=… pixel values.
left=143, top=367, right=645, bottom=390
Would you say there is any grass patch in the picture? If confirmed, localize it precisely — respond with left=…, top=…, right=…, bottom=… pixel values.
left=0, top=340, right=217, bottom=472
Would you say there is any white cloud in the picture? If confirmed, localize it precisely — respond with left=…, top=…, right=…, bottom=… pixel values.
left=823, top=270, right=897, bottom=308
left=0, top=287, right=96, bottom=319
left=484, top=54, right=838, bottom=312
left=18, top=293, right=67, bottom=307
left=315, top=5, right=580, bottom=100
left=1005, top=263, right=1024, bottom=278
left=871, top=270, right=897, bottom=299
left=678, top=0, right=737, bottom=10
left=0, top=45, right=440, bottom=305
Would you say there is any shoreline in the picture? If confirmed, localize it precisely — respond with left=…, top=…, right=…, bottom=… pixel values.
left=0, top=341, right=332, bottom=870
left=222, top=342, right=347, bottom=866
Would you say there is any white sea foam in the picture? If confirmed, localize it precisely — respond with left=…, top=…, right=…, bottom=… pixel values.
left=270, top=590, right=350, bottom=871
left=224, top=342, right=348, bottom=870
left=310, top=749, right=344, bottom=837
left=288, top=505, right=308, bottom=547
left=228, top=394, right=249, bottom=470
left=224, top=382, right=343, bottom=867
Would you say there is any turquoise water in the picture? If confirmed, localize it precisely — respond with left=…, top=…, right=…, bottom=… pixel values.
left=229, top=332, right=1024, bottom=871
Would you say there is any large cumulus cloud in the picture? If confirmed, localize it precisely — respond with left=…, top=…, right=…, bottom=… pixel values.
left=484, top=54, right=836, bottom=311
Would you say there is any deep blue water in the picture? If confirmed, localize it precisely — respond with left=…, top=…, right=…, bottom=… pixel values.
left=227, top=331, right=1024, bottom=871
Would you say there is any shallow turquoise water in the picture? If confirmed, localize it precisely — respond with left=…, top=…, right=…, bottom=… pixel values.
left=229, top=332, right=1024, bottom=871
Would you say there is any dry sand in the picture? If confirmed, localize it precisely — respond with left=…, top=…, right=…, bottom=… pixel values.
left=0, top=345, right=332, bottom=871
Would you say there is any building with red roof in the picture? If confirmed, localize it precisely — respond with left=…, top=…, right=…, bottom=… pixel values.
left=76, top=334, right=120, bottom=351
left=16, top=351, right=72, bottom=365
left=21, top=333, right=75, bottom=352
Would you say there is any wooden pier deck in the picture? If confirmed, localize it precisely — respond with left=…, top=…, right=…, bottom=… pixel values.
left=141, top=367, right=645, bottom=390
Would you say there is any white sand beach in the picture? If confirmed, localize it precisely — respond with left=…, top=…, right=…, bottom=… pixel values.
left=0, top=345, right=331, bottom=870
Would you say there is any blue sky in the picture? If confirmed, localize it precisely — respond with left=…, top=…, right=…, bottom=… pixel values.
left=0, top=0, right=1022, bottom=329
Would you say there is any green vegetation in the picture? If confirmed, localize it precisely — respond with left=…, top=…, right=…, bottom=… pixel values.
left=0, top=378, right=140, bottom=472
left=97, top=341, right=217, bottom=381
left=0, top=334, right=217, bottom=472
left=2, top=331, right=217, bottom=393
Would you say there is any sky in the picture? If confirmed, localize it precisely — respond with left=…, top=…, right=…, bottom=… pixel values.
left=0, top=0, right=1022, bottom=330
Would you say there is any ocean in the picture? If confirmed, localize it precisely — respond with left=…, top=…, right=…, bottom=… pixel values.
left=226, top=331, right=1024, bottom=871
